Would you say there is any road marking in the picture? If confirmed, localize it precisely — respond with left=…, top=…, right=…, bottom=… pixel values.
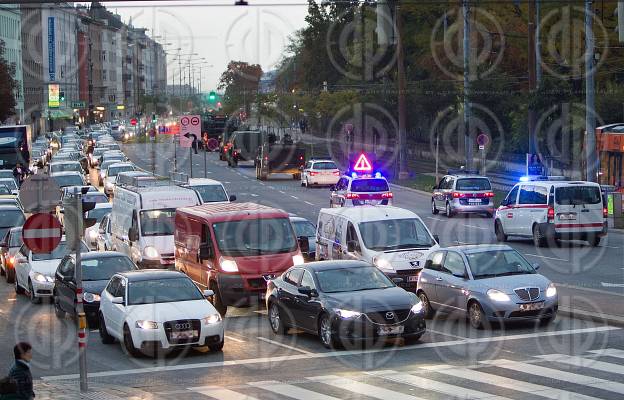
left=189, top=386, right=258, bottom=400
left=426, top=217, right=445, bottom=222
left=421, top=365, right=602, bottom=400
left=7, top=298, right=16, bottom=302
left=524, top=254, right=568, bottom=262
left=224, top=335, right=245, bottom=343
left=258, top=182, right=265, bottom=186
left=41, top=326, right=619, bottom=381
left=304, top=201, right=314, bottom=206
left=309, top=375, right=422, bottom=400
left=601, top=282, right=624, bottom=288
left=367, top=370, right=511, bottom=400
left=250, top=193, right=259, bottom=197
left=603, top=245, right=620, bottom=249
left=255, top=337, right=312, bottom=354
left=249, top=380, right=339, bottom=400
left=279, top=190, right=285, bottom=194
left=589, top=348, right=624, bottom=358
left=482, top=359, right=624, bottom=394
left=290, top=195, right=299, bottom=200
left=461, top=224, right=488, bottom=230
left=537, top=354, right=624, bottom=375
left=426, top=329, right=467, bottom=340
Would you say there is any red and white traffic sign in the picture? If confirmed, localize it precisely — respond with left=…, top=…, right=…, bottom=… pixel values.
left=179, top=115, right=201, bottom=148
left=22, top=213, right=62, bottom=253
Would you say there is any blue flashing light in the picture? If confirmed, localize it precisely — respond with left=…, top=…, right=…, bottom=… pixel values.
left=519, top=176, right=530, bottom=182
left=374, top=172, right=382, bottom=178
left=351, top=172, right=358, bottom=179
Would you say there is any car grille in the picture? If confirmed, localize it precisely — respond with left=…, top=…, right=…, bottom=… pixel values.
left=365, top=309, right=411, bottom=325
left=163, top=319, right=200, bottom=344
left=246, top=278, right=267, bottom=290
left=515, top=287, right=541, bottom=301
left=395, top=269, right=420, bottom=275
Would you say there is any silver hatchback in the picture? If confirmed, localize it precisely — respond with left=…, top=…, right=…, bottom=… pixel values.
left=416, top=244, right=558, bottom=329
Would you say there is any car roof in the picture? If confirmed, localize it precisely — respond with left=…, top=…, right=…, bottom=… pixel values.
left=289, top=216, right=311, bottom=223
left=448, top=174, right=490, bottom=179
left=72, top=251, right=127, bottom=261
left=51, top=171, right=82, bottom=176
left=119, top=270, right=185, bottom=282
left=178, top=202, right=287, bottom=221
left=320, top=205, right=418, bottom=222
left=301, top=260, right=373, bottom=272
left=108, top=162, right=134, bottom=168
left=524, top=180, right=601, bottom=188
left=441, top=244, right=514, bottom=254
left=0, top=205, right=22, bottom=211
left=187, top=178, right=224, bottom=186
left=92, top=202, right=112, bottom=209
left=341, top=175, right=388, bottom=181
left=50, top=160, right=80, bottom=165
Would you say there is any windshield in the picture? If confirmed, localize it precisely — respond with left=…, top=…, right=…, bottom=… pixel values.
left=556, top=186, right=602, bottom=205
left=9, top=231, right=23, bottom=247
left=456, top=178, right=491, bottom=191
left=87, top=208, right=111, bottom=223
left=0, top=180, right=17, bottom=191
left=351, top=178, right=389, bottom=192
left=193, top=184, right=228, bottom=203
left=466, top=250, right=536, bottom=279
left=293, top=220, right=316, bottom=237
left=32, top=242, right=88, bottom=261
left=313, top=162, right=337, bottom=170
left=316, top=266, right=394, bottom=293
left=53, top=174, right=84, bottom=187
left=0, top=171, right=14, bottom=179
left=359, top=218, right=434, bottom=251
left=107, top=165, right=134, bottom=177
left=0, top=185, right=10, bottom=195
left=212, top=217, right=297, bottom=256
left=51, top=163, right=81, bottom=173
left=84, top=193, right=109, bottom=204
left=128, top=277, right=204, bottom=305
left=140, top=209, right=176, bottom=236
left=0, top=210, right=25, bottom=228
left=82, top=256, right=136, bottom=281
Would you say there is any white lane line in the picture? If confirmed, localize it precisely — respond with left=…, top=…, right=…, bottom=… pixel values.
left=589, top=348, right=624, bottom=358
left=290, top=195, right=299, bottom=200
left=279, top=190, right=285, bottom=194
left=601, top=282, right=624, bottom=288
left=421, top=365, right=602, bottom=400
left=304, top=201, right=314, bottom=206
left=189, top=386, right=258, bottom=400
left=258, top=182, right=265, bottom=186
left=426, top=329, right=467, bottom=340
left=524, top=253, right=568, bottom=262
left=461, top=224, right=488, bottom=230
left=255, top=337, right=312, bottom=354
left=367, top=370, right=511, bottom=400
left=603, top=245, right=620, bottom=249
left=308, top=375, right=422, bottom=400
left=224, top=335, right=245, bottom=343
left=537, top=354, right=624, bottom=375
left=41, top=326, right=619, bottom=381
left=249, top=380, right=339, bottom=400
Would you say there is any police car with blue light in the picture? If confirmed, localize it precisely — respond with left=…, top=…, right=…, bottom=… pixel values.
left=329, top=153, right=393, bottom=207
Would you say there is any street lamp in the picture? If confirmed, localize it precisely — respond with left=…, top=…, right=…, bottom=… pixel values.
left=191, top=61, right=212, bottom=95
left=176, top=52, right=197, bottom=98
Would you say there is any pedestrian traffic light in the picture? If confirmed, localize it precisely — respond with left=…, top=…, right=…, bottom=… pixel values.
left=152, top=113, right=157, bottom=123
left=208, top=91, right=216, bottom=102
left=60, top=91, right=65, bottom=102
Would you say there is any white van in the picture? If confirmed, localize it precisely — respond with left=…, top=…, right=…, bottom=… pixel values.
left=494, top=178, right=607, bottom=247
left=110, top=179, right=201, bottom=268
left=316, top=206, right=439, bottom=292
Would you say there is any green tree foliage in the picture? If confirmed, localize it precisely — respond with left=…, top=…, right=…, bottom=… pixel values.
left=218, top=61, right=263, bottom=115
left=0, top=40, right=18, bottom=123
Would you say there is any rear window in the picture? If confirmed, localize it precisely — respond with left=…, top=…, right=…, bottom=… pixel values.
left=350, top=178, right=389, bottom=192
left=555, top=186, right=601, bottom=205
left=312, top=162, right=337, bottom=170
left=456, top=178, right=491, bottom=191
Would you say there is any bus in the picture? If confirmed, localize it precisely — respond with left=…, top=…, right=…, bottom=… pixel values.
left=0, top=125, right=31, bottom=169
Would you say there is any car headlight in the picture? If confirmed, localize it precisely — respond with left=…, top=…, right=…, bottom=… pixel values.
left=33, top=272, right=54, bottom=283
left=135, top=320, right=159, bottom=330
left=202, top=314, right=222, bottom=325
left=411, top=301, right=424, bottom=314
left=143, top=246, right=159, bottom=259
left=88, top=230, right=98, bottom=241
left=335, top=309, right=362, bottom=319
left=487, top=289, right=511, bottom=302
left=373, top=256, right=393, bottom=272
left=83, top=292, right=101, bottom=303
left=219, top=257, right=238, bottom=272
left=546, top=283, right=557, bottom=298
left=292, top=254, right=304, bottom=266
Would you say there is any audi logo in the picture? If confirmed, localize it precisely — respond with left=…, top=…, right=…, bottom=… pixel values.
left=174, top=322, right=192, bottom=330
left=385, top=312, right=395, bottom=320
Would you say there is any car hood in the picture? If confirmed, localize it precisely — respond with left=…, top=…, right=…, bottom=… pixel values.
left=324, top=286, right=415, bottom=312
left=373, top=246, right=438, bottom=271
left=471, top=274, right=551, bottom=294
left=30, top=259, right=63, bottom=276
left=126, top=299, right=216, bottom=322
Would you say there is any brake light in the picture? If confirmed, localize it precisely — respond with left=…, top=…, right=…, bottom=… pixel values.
left=603, top=207, right=608, bottom=218
left=309, top=171, right=318, bottom=176
left=345, top=193, right=359, bottom=199
left=547, top=206, right=555, bottom=222
left=452, top=192, right=465, bottom=198
left=8, top=256, right=15, bottom=266
left=333, top=171, right=340, bottom=176
left=485, top=192, right=495, bottom=197
left=381, top=192, right=393, bottom=199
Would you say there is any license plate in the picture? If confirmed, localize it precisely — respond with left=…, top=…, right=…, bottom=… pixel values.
left=364, top=200, right=380, bottom=205
left=559, top=214, right=576, bottom=220
left=407, top=275, right=419, bottom=282
left=171, top=330, right=198, bottom=340
left=519, top=302, right=544, bottom=311
left=468, top=199, right=481, bottom=204
left=378, top=325, right=404, bottom=336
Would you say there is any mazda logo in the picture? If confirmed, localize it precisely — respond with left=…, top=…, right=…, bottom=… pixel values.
left=174, top=322, right=192, bottom=330
left=385, top=312, right=395, bottom=320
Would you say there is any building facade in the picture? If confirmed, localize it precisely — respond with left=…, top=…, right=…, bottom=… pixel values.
left=0, top=4, right=24, bottom=124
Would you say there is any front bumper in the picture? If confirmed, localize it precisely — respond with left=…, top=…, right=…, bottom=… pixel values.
left=217, top=274, right=267, bottom=307
left=137, top=257, right=175, bottom=269
left=481, top=297, right=558, bottom=321
left=31, top=279, right=54, bottom=298
left=130, top=320, right=224, bottom=350
left=332, top=312, right=426, bottom=343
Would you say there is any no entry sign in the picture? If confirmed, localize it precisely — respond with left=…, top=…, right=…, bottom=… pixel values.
left=22, top=213, right=62, bottom=253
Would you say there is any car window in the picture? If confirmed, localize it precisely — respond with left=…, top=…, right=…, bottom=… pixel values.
left=426, top=251, right=445, bottom=271
left=346, top=222, right=360, bottom=251
left=456, top=178, right=491, bottom=191
left=9, top=231, right=23, bottom=247
left=115, top=279, right=127, bottom=299
left=106, top=277, right=120, bottom=296
left=533, top=185, right=548, bottom=205
left=518, top=185, right=533, bottom=205
left=505, top=186, right=519, bottom=205
left=350, top=179, right=389, bottom=192
left=300, top=271, right=315, bottom=289
left=284, top=268, right=304, bottom=286
left=441, top=252, right=466, bottom=276
left=99, top=215, right=109, bottom=231
left=305, top=162, right=312, bottom=169
left=555, top=185, right=602, bottom=205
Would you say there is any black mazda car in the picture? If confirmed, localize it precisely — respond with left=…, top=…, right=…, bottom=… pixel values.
left=266, top=260, right=426, bottom=348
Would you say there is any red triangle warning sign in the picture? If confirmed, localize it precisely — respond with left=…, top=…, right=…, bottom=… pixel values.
left=353, top=153, right=372, bottom=172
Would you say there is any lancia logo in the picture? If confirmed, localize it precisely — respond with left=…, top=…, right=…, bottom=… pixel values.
left=385, top=312, right=395, bottom=320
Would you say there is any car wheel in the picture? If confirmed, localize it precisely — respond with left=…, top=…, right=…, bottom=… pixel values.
left=53, top=294, right=66, bottom=319
left=431, top=200, right=439, bottom=215
left=123, top=324, right=141, bottom=357
left=6, top=268, right=15, bottom=284
left=268, top=301, right=287, bottom=335
left=468, top=302, right=486, bottom=330
left=0, top=265, right=4, bottom=276
left=29, top=281, right=41, bottom=304
left=211, top=284, right=227, bottom=317
left=418, top=292, right=434, bottom=319
left=446, top=202, right=454, bottom=218
left=318, top=313, right=337, bottom=349
left=14, top=276, right=24, bottom=294
left=208, top=339, right=224, bottom=352
left=588, top=235, right=601, bottom=247
left=494, top=220, right=508, bottom=242
left=99, top=314, right=115, bottom=344
left=532, top=225, right=547, bottom=247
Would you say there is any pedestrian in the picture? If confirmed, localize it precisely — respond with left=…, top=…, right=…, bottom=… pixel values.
left=12, top=163, right=25, bottom=187
left=1, top=342, right=35, bottom=400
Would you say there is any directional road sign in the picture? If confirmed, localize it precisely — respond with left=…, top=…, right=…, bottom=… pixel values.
left=22, top=213, right=62, bottom=253
left=179, top=115, right=201, bottom=148
left=19, top=174, right=61, bottom=212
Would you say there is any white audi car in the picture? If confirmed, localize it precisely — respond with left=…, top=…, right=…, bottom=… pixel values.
left=98, top=270, right=224, bottom=357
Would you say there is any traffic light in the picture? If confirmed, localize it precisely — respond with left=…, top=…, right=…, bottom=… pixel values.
left=60, top=91, right=65, bottom=102
left=208, top=91, right=217, bottom=102
left=63, top=187, right=96, bottom=250
left=152, top=113, right=157, bottom=123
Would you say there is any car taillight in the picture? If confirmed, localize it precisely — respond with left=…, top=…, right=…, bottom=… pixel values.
left=333, top=171, right=340, bottom=176
left=381, top=192, right=393, bottom=199
left=8, top=256, right=15, bottom=266
left=547, top=206, right=555, bottom=222
left=346, top=193, right=359, bottom=199
left=603, top=207, right=608, bottom=218
left=452, top=192, right=465, bottom=198
left=309, top=171, right=318, bottom=176
left=485, top=192, right=495, bottom=197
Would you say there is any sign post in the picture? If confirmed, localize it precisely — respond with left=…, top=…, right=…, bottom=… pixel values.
left=21, top=213, right=62, bottom=253
left=179, top=115, right=200, bottom=178
left=476, top=133, right=490, bottom=176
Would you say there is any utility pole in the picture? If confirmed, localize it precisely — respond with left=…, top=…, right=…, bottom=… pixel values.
left=535, top=0, right=542, bottom=85
left=74, top=190, right=87, bottom=393
left=463, top=0, right=473, bottom=170
left=396, top=1, right=408, bottom=179
left=585, top=0, right=598, bottom=182
left=528, top=0, right=537, bottom=155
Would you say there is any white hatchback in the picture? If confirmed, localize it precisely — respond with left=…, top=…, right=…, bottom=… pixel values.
left=301, top=159, right=341, bottom=187
left=98, top=270, right=224, bottom=356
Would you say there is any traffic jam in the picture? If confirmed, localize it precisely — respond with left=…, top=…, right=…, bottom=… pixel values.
left=1, top=122, right=612, bottom=358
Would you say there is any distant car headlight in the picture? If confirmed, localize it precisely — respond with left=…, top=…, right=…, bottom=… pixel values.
left=33, top=272, right=54, bottom=283
left=219, top=257, right=238, bottom=272
left=410, top=301, right=424, bottom=314
left=88, top=230, right=98, bottom=241
left=335, top=309, right=362, bottom=319
left=487, top=289, right=511, bottom=302
left=546, top=283, right=557, bottom=298
left=143, top=246, right=159, bottom=259
left=202, top=314, right=222, bottom=325
left=135, top=320, right=159, bottom=330
left=292, top=254, right=304, bottom=266
left=83, top=292, right=101, bottom=303
left=373, top=256, right=393, bottom=272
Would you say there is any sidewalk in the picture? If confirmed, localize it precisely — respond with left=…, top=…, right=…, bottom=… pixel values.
left=35, top=381, right=160, bottom=400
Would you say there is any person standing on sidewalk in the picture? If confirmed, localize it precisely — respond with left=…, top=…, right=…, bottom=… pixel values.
left=1, top=342, right=35, bottom=400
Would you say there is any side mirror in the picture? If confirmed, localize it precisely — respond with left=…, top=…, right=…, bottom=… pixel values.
left=229, top=195, right=236, bottom=202
left=452, top=270, right=469, bottom=279
left=433, top=234, right=440, bottom=244
left=432, top=185, right=437, bottom=190
left=347, top=240, right=358, bottom=253
left=203, top=289, right=214, bottom=297
left=128, top=227, right=139, bottom=242
left=500, top=199, right=508, bottom=207
left=533, top=262, right=541, bottom=270
left=111, top=296, right=124, bottom=305
left=392, top=277, right=404, bottom=284
left=199, top=243, right=214, bottom=260
left=297, top=236, right=310, bottom=254
left=330, top=185, right=336, bottom=191
left=298, top=286, right=317, bottom=297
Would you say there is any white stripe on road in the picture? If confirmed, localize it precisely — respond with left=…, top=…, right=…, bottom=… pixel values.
left=290, top=195, right=299, bottom=200
left=224, top=335, right=245, bottom=343
left=255, top=337, right=312, bottom=354
left=589, top=348, right=624, bottom=358
left=41, top=326, right=618, bottom=381
left=538, top=354, right=624, bottom=375
left=425, top=329, right=467, bottom=340
left=461, top=224, right=488, bottom=230
left=304, top=201, right=314, bottom=206
left=250, top=380, right=339, bottom=400
left=524, top=254, right=568, bottom=262
left=189, top=386, right=258, bottom=400
left=482, top=359, right=624, bottom=394
left=22, top=228, right=60, bottom=239
left=601, top=282, right=624, bottom=288
left=368, top=370, right=511, bottom=400
left=308, top=375, right=422, bottom=400
left=421, top=365, right=602, bottom=400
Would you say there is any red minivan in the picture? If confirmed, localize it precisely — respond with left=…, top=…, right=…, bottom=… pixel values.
left=175, top=202, right=305, bottom=315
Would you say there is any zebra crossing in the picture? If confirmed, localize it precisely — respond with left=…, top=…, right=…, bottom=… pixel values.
left=186, top=348, right=624, bottom=400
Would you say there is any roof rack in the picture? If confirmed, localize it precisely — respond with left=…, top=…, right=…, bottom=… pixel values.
left=117, top=175, right=161, bottom=187
left=170, top=172, right=189, bottom=184
left=525, top=175, right=569, bottom=182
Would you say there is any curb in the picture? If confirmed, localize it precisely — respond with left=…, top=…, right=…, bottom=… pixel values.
left=389, top=183, right=431, bottom=197
left=558, top=307, right=624, bottom=328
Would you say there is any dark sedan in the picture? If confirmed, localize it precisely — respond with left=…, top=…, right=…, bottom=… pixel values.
left=266, top=260, right=426, bottom=349
left=53, top=252, right=138, bottom=326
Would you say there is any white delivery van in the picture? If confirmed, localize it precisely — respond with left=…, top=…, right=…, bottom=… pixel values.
left=110, top=178, right=201, bottom=268
left=316, top=206, right=439, bottom=292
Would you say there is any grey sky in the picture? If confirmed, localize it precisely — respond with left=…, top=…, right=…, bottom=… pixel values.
left=97, top=1, right=309, bottom=92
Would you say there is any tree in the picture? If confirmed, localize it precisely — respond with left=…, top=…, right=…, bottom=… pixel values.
left=0, top=40, right=17, bottom=123
left=218, top=61, right=263, bottom=116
